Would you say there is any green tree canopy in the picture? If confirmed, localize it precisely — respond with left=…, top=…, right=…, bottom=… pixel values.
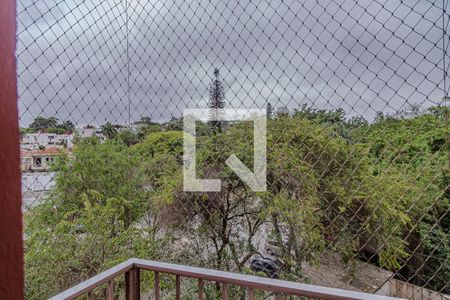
left=101, top=122, right=118, bottom=139
left=147, top=116, right=416, bottom=277
left=24, top=139, right=162, bottom=299
left=29, top=116, right=58, bottom=132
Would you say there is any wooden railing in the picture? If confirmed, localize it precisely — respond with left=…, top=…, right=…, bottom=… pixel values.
left=49, top=258, right=404, bottom=300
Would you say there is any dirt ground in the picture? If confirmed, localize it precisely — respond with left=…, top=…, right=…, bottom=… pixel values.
left=303, top=250, right=393, bottom=293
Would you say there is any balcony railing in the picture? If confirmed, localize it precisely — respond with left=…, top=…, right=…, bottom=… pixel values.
left=49, top=258, right=404, bottom=300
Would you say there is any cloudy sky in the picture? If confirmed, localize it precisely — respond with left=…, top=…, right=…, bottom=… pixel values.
left=17, top=0, right=449, bottom=127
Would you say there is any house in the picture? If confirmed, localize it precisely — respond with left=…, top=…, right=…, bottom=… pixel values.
left=20, top=148, right=65, bottom=172
left=20, top=133, right=73, bottom=150
left=75, top=127, right=105, bottom=139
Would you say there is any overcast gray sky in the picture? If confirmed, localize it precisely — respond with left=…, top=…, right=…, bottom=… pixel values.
left=17, top=0, right=449, bottom=127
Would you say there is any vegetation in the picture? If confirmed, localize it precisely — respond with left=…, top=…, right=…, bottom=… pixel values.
left=24, top=105, right=449, bottom=298
left=24, top=139, right=163, bottom=299
left=28, top=116, right=75, bottom=133
left=208, top=68, right=226, bottom=132
left=101, top=122, right=119, bottom=139
left=353, top=106, right=449, bottom=292
left=116, top=129, right=140, bottom=146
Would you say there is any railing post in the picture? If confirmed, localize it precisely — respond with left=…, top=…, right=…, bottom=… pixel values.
left=221, top=283, right=228, bottom=300
left=275, top=293, right=284, bottom=300
left=125, top=268, right=140, bottom=300
left=125, top=270, right=131, bottom=300
left=247, top=288, right=254, bottom=300
left=198, top=279, right=204, bottom=300
left=175, top=275, right=181, bottom=300
left=154, top=271, right=160, bottom=300
left=135, top=268, right=140, bottom=300
left=107, top=280, right=114, bottom=300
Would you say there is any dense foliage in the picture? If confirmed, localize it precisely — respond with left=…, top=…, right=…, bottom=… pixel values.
left=353, top=107, right=449, bottom=292
left=27, top=116, right=75, bottom=133
left=24, top=140, right=163, bottom=299
left=24, top=106, right=449, bottom=298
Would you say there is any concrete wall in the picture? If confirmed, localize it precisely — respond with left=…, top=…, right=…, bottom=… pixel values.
left=376, top=279, right=450, bottom=300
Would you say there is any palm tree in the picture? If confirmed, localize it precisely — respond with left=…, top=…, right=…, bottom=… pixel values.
left=138, top=116, right=154, bottom=125
left=101, top=122, right=118, bottom=139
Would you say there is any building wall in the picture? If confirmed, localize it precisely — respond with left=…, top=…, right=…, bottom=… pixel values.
left=76, top=127, right=104, bottom=140
left=376, top=278, right=450, bottom=300
left=21, top=157, right=32, bottom=171
left=22, top=172, right=56, bottom=193
left=21, top=133, right=74, bottom=149
left=32, top=155, right=56, bottom=171
left=0, top=0, right=24, bottom=298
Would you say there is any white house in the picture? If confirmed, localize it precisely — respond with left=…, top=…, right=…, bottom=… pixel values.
left=21, top=133, right=74, bottom=150
left=75, top=127, right=104, bottom=139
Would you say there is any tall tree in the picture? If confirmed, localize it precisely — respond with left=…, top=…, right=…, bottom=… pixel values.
left=276, top=106, right=289, bottom=117
left=59, top=120, right=75, bottom=133
left=24, top=140, right=159, bottom=299
left=101, top=122, right=118, bottom=139
left=115, top=129, right=139, bottom=146
left=165, top=116, right=183, bottom=131
left=266, top=102, right=273, bottom=119
left=150, top=116, right=416, bottom=280
left=29, top=116, right=59, bottom=132
left=208, top=68, right=226, bottom=132
left=138, top=116, right=154, bottom=125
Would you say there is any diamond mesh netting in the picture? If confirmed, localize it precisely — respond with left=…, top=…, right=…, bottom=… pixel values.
left=17, top=0, right=449, bottom=299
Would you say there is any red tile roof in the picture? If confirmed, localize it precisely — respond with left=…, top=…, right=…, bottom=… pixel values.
left=20, top=147, right=70, bottom=157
